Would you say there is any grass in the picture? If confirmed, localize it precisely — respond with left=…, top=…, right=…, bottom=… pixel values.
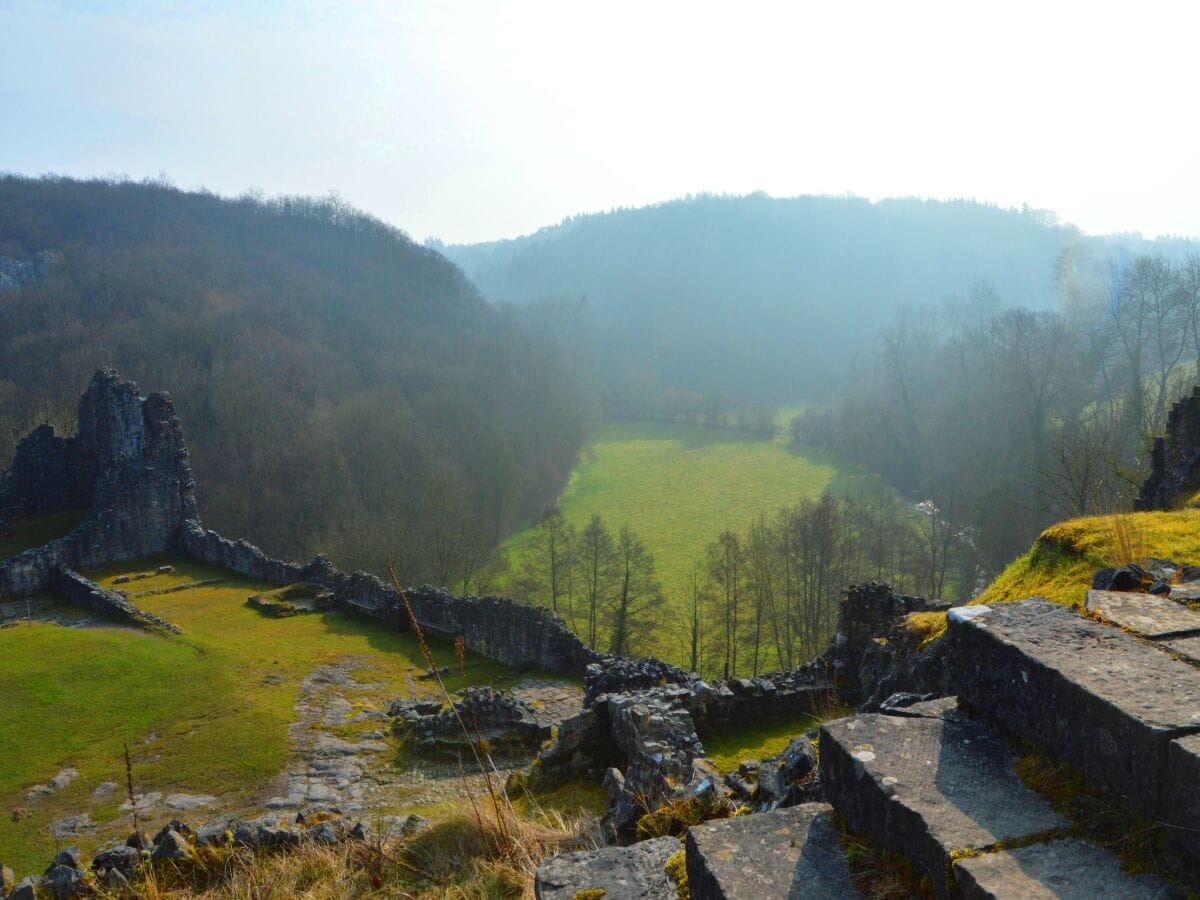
left=1013, top=749, right=1176, bottom=885
left=96, top=806, right=598, bottom=898
left=0, top=508, right=87, bottom=559
left=0, top=554, right=536, bottom=876
left=499, top=420, right=887, bottom=660
left=699, top=713, right=819, bottom=773
left=973, top=509, right=1200, bottom=607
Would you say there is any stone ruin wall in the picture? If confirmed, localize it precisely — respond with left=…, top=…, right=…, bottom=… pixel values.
left=0, top=370, right=199, bottom=598
left=1138, top=384, right=1200, bottom=510
left=0, top=370, right=862, bottom=702
left=0, top=370, right=975, bottom=855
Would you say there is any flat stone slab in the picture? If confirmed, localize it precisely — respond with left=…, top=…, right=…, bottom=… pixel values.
left=820, top=708, right=1066, bottom=894
left=685, top=803, right=858, bottom=899
left=1162, top=634, right=1200, bottom=665
left=535, top=835, right=680, bottom=899
left=1170, top=582, right=1200, bottom=603
left=948, top=599, right=1200, bottom=817
left=954, top=837, right=1173, bottom=899
left=1086, top=590, right=1200, bottom=638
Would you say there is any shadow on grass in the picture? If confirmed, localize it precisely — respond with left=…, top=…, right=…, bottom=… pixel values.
left=785, top=443, right=893, bottom=498
left=599, top=420, right=777, bottom=451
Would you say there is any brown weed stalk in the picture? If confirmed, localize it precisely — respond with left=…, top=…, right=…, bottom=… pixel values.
left=387, top=565, right=510, bottom=844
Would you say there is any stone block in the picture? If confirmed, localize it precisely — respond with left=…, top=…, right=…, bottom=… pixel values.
left=954, top=837, right=1173, bottom=899
left=1162, top=634, right=1200, bottom=664
left=685, top=802, right=856, bottom=899
left=948, top=600, right=1200, bottom=817
left=534, top=835, right=680, bottom=899
left=1085, top=590, right=1200, bottom=639
left=820, top=708, right=1066, bottom=896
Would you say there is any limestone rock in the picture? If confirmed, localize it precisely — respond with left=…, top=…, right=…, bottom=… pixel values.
left=685, top=803, right=857, bottom=899
left=42, top=864, right=82, bottom=899
left=821, top=706, right=1066, bottom=894
left=948, top=599, right=1200, bottom=818
left=1086, top=589, right=1200, bottom=639
left=150, top=829, right=192, bottom=861
left=954, top=837, right=1174, bottom=899
left=535, top=835, right=680, bottom=899
left=92, top=844, right=140, bottom=876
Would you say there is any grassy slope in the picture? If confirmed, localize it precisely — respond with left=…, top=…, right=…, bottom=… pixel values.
left=498, top=420, right=885, bottom=660
left=974, top=509, right=1200, bottom=607
left=0, top=555, right=531, bottom=874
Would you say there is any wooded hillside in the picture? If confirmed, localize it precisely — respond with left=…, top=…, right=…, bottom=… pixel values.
left=0, top=175, right=589, bottom=578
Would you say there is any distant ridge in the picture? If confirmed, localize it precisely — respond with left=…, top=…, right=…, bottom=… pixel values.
left=442, top=193, right=1198, bottom=400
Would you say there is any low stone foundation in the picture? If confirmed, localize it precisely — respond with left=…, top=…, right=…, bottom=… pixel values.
left=57, top=568, right=180, bottom=633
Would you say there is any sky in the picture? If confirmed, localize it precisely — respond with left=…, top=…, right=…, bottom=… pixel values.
left=2, top=0, right=1199, bottom=245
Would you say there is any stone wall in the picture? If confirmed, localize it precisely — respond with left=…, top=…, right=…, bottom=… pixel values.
left=182, top=523, right=601, bottom=676
left=57, top=567, right=180, bottom=633
left=821, top=581, right=953, bottom=709
left=1138, top=385, right=1200, bottom=510
left=181, top=523, right=304, bottom=586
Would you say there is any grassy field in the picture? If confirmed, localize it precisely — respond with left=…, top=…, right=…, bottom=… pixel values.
left=0, top=555, right=534, bottom=875
left=498, top=420, right=885, bottom=662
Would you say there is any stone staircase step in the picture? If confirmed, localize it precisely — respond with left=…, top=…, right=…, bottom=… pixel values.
left=953, top=836, right=1175, bottom=899
left=1085, top=590, right=1200, bottom=639
left=534, top=835, right=680, bottom=899
left=820, top=704, right=1068, bottom=896
left=947, top=599, right=1200, bottom=818
left=684, top=802, right=858, bottom=899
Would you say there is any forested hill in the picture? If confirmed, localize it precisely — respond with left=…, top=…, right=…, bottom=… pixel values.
left=440, top=194, right=1121, bottom=402
left=0, top=175, right=589, bottom=579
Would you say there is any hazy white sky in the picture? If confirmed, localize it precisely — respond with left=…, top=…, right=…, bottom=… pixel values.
left=3, top=0, right=1198, bottom=244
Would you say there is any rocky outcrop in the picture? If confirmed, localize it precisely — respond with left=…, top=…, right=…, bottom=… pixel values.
left=0, top=251, right=52, bottom=291
left=1138, top=385, right=1200, bottom=510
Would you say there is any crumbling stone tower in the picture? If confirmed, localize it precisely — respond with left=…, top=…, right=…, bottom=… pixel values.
left=0, top=369, right=200, bottom=595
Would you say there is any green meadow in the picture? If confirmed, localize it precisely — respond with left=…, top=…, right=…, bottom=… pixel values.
left=499, top=420, right=885, bottom=661
left=0, top=556, right=529, bottom=875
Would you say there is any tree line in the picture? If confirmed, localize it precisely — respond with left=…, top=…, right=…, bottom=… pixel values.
left=795, top=251, right=1200, bottom=585
left=509, top=489, right=944, bottom=675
